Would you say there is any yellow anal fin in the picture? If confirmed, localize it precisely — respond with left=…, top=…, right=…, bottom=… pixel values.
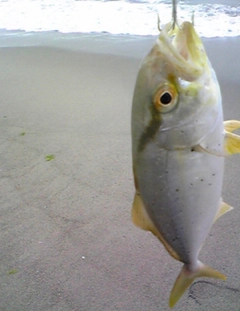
left=169, top=261, right=226, bottom=308
left=214, top=201, right=233, bottom=223
left=224, top=120, right=240, bottom=132
left=224, top=132, right=240, bottom=154
left=131, top=192, right=181, bottom=261
left=132, top=192, right=153, bottom=232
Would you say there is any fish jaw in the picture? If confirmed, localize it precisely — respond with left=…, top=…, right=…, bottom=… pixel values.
left=147, top=21, right=209, bottom=82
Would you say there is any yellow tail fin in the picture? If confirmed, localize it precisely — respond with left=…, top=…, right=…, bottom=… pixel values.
left=169, top=261, right=226, bottom=308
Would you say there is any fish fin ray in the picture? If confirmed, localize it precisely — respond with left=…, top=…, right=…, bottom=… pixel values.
left=224, top=132, right=240, bottom=155
left=214, top=201, right=233, bottom=223
left=169, top=262, right=226, bottom=308
left=131, top=192, right=181, bottom=261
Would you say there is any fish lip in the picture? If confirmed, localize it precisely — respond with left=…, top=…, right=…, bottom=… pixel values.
left=156, top=21, right=208, bottom=81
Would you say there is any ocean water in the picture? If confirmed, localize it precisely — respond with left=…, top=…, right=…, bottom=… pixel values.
left=0, top=0, right=239, bottom=37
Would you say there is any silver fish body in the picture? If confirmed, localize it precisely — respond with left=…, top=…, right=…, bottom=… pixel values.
left=133, top=126, right=224, bottom=265
left=131, top=22, right=229, bottom=307
left=132, top=66, right=224, bottom=264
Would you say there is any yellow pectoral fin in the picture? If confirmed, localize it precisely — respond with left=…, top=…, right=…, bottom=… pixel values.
left=214, top=201, right=233, bottom=223
left=224, top=120, right=240, bottom=154
left=131, top=192, right=181, bottom=261
left=224, top=120, right=240, bottom=132
left=169, top=262, right=226, bottom=308
left=224, top=132, right=240, bottom=154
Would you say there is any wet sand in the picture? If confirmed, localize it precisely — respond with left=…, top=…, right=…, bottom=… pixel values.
left=0, top=32, right=240, bottom=311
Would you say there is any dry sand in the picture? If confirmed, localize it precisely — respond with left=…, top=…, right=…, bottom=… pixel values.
left=0, top=32, right=240, bottom=311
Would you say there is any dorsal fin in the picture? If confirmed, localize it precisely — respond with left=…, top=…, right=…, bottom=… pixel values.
left=214, top=201, right=233, bottom=223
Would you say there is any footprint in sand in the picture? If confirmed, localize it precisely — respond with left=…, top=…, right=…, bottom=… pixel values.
left=188, top=280, right=240, bottom=307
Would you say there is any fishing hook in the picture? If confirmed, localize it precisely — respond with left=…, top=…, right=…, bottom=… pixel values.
left=157, top=14, right=162, bottom=32
left=191, top=10, right=195, bottom=26
left=172, top=0, right=177, bottom=29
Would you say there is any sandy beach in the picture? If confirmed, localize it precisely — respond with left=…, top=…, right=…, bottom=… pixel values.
left=0, top=31, right=240, bottom=311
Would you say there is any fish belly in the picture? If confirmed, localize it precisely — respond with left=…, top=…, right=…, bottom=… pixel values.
left=135, top=145, right=224, bottom=264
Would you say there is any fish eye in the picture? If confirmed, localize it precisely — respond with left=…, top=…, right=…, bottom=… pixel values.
left=153, top=84, right=178, bottom=113
left=160, top=92, right=172, bottom=105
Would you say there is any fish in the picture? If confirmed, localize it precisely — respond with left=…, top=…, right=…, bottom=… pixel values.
left=131, top=15, right=240, bottom=309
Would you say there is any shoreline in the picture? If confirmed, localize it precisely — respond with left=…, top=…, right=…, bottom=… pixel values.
left=0, top=29, right=240, bottom=83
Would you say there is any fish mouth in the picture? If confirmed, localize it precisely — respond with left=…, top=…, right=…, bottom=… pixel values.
left=157, top=21, right=208, bottom=81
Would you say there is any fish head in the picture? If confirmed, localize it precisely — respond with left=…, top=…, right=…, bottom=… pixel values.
left=132, top=21, right=222, bottom=152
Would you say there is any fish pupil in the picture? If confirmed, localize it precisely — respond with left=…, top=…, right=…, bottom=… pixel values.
left=160, top=92, right=172, bottom=105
